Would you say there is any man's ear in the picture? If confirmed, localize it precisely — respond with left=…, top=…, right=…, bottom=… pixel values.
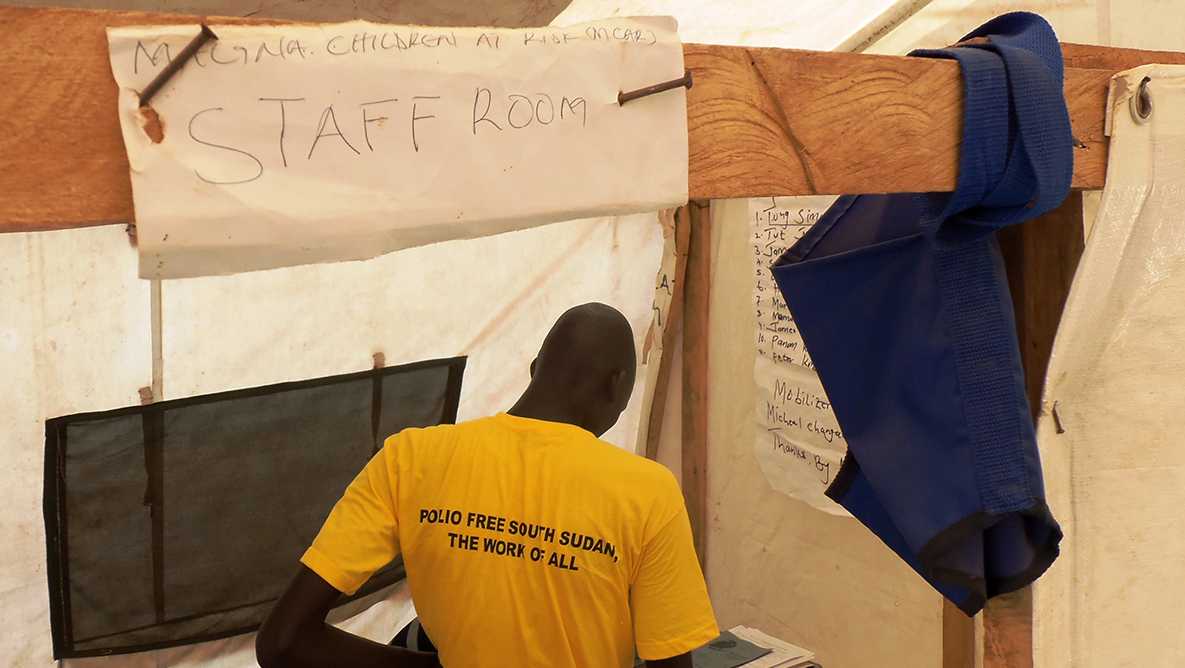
left=607, top=368, right=627, bottom=402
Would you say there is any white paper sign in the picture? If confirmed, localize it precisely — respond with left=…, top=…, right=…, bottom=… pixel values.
left=107, top=19, right=688, bottom=278
left=750, top=196, right=849, bottom=516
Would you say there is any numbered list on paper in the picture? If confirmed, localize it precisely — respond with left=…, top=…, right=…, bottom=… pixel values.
left=749, top=197, right=849, bottom=516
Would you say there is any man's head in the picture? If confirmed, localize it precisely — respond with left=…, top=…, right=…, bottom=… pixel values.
left=521, top=303, right=637, bottom=436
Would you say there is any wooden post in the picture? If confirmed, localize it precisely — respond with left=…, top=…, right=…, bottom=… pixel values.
left=985, top=191, right=1087, bottom=668
left=943, top=599, right=975, bottom=668
left=643, top=207, right=692, bottom=460
left=681, top=200, right=711, bottom=566
left=999, top=191, right=1088, bottom=422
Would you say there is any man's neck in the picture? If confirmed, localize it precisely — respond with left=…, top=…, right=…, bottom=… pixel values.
left=507, top=392, right=589, bottom=433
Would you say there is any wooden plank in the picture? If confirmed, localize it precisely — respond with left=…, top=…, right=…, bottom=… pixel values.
left=1061, top=42, right=1185, bottom=70
left=681, top=200, right=710, bottom=567
left=643, top=206, right=691, bottom=461
left=982, top=590, right=1033, bottom=668
left=989, top=191, right=1086, bottom=668
left=943, top=598, right=975, bottom=668
left=999, top=191, right=1087, bottom=421
left=0, top=5, right=1170, bottom=232
left=0, top=7, right=286, bottom=233
left=686, top=45, right=1122, bottom=199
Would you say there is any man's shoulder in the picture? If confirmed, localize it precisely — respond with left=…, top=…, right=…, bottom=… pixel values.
left=379, top=420, right=478, bottom=457
left=579, top=438, right=680, bottom=490
left=384, top=416, right=679, bottom=490
left=384, top=415, right=497, bottom=441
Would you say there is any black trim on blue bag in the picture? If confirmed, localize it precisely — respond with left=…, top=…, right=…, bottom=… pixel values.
left=918, top=500, right=1062, bottom=616
left=824, top=453, right=860, bottom=501
left=826, top=454, right=1060, bottom=617
left=984, top=501, right=1062, bottom=598
left=929, top=566, right=987, bottom=617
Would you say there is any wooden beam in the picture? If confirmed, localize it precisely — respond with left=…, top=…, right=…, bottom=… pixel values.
left=988, top=191, right=1087, bottom=668
left=1061, top=42, right=1185, bottom=70
left=685, top=44, right=1113, bottom=199
left=681, top=200, right=710, bottom=566
left=2, top=6, right=1180, bottom=231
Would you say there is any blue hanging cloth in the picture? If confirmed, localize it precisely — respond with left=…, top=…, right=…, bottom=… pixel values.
left=770, top=12, right=1069, bottom=616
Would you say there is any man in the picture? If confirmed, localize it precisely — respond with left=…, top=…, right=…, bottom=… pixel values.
left=257, top=303, right=718, bottom=667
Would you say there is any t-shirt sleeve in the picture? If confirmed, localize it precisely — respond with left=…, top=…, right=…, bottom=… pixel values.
left=300, top=437, right=402, bottom=595
left=630, top=470, right=719, bottom=661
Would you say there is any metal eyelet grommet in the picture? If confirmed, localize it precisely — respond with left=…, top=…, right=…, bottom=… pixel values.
left=1130, top=76, right=1153, bottom=124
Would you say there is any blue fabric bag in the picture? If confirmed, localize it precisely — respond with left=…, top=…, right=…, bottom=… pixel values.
left=770, top=13, right=1068, bottom=615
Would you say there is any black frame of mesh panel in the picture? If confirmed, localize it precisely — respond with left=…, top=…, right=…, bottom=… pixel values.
left=43, top=356, right=466, bottom=659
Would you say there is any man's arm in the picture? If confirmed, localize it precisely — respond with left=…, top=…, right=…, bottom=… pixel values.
left=256, top=565, right=438, bottom=668
left=647, top=652, right=693, bottom=668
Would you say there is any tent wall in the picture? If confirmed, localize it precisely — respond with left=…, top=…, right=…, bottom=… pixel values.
left=866, top=0, right=1185, bottom=55
left=0, top=227, right=151, bottom=666
left=156, top=216, right=662, bottom=436
left=1029, top=67, right=1185, bottom=666
left=555, top=0, right=907, bottom=50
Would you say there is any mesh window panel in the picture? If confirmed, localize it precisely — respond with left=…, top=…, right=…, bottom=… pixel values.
left=44, top=357, right=465, bottom=658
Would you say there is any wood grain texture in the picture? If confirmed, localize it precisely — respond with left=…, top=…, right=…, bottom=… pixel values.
left=0, top=6, right=287, bottom=232
left=643, top=206, right=690, bottom=461
left=983, top=589, right=1033, bottom=668
left=999, top=191, right=1087, bottom=421
left=943, top=598, right=975, bottom=668
left=989, top=192, right=1086, bottom=668
left=681, top=200, right=710, bottom=568
left=687, top=43, right=958, bottom=198
left=0, top=5, right=1172, bottom=232
left=684, top=45, right=1111, bottom=197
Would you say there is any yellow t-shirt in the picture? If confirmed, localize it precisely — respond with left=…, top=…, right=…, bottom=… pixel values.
left=301, top=413, right=718, bottom=667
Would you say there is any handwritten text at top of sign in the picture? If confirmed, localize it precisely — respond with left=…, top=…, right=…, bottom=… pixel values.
left=131, top=24, right=660, bottom=75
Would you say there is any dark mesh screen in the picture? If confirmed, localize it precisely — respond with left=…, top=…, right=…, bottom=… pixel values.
left=44, top=357, right=465, bottom=658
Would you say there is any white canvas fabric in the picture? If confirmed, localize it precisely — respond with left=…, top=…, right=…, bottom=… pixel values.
left=1033, top=64, right=1185, bottom=668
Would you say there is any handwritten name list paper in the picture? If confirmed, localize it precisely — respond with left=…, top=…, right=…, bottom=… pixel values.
left=750, top=196, right=848, bottom=516
left=107, top=19, right=687, bottom=278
